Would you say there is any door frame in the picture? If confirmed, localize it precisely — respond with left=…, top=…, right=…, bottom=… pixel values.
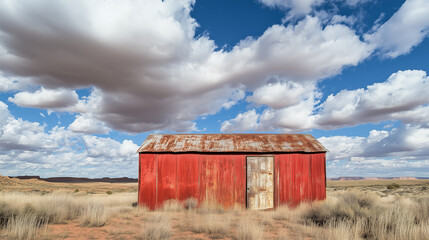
left=245, top=155, right=275, bottom=209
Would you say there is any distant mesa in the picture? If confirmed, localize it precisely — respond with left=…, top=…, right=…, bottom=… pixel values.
left=9, top=175, right=138, bottom=183
left=328, top=177, right=419, bottom=181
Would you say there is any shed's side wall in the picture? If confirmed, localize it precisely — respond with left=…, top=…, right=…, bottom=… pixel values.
left=275, top=153, right=326, bottom=207
left=139, top=153, right=246, bottom=210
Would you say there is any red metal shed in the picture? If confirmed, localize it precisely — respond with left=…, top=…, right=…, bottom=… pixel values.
left=137, top=134, right=327, bottom=210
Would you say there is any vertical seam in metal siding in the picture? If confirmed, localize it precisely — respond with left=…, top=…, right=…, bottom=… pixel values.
left=324, top=154, right=327, bottom=189
left=176, top=155, right=178, bottom=199
left=198, top=155, right=200, bottom=200
left=307, top=154, right=314, bottom=201
left=155, top=154, right=158, bottom=208
left=245, top=156, right=248, bottom=209
left=273, top=156, right=276, bottom=209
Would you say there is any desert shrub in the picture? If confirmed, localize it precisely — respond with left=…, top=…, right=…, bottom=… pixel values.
left=192, top=214, right=230, bottom=235
left=302, top=203, right=333, bottom=226
left=74, top=189, right=79, bottom=193
left=387, top=183, right=401, bottom=190
left=80, top=201, right=108, bottom=227
left=184, top=197, right=198, bottom=210
left=106, top=191, right=113, bottom=195
left=140, top=213, right=172, bottom=240
left=302, top=191, right=379, bottom=226
left=300, top=191, right=429, bottom=240
left=235, top=219, right=264, bottom=240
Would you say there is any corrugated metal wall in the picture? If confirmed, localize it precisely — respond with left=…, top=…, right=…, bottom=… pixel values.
left=138, top=153, right=325, bottom=210
left=275, top=153, right=326, bottom=207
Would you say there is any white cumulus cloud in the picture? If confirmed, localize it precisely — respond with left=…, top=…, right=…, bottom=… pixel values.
left=365, top=0, right=429, bottom=58
left=68, top=114, right=111, bottom=134
left=9, top=88, right=79, bottom=109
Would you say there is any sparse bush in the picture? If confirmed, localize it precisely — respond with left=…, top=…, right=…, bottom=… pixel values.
left=184, top=197, right=198, bottom=210
left=106, top=191, right=113, bottom=195
left=387, top=183, right=401, bottom=190
left=74, top=189, right=79, bottom=193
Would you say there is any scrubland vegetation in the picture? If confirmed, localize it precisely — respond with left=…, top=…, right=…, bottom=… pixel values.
left=0, top=180, right=428, bottom=239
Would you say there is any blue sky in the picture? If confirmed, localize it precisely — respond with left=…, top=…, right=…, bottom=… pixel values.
left=0, top=0, right=428, bottom=178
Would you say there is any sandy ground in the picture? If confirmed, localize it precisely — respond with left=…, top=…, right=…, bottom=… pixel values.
left=45, top=211, right=313, bottom=240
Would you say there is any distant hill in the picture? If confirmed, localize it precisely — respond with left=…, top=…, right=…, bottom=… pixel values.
left=328, top=177, right=420, bottom=181
left=10, top=175, right=138, bottom=183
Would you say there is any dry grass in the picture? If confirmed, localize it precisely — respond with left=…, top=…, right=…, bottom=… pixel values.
left=139, top=213, right=172, bottom=240
left=235, top=218, right=264, bottom=240
left=5, top=215, right=41, bottom=240
left=161, top=199, right=184, bottom=212
left=0, top=191, right=137, bottom=239
left=293, top=191, right=429, bottom=240
left=192, top=214, right=231, bottom=235
left=80, top=201, right=108, bottom=227
left=197, top=200, right=226, bottom=214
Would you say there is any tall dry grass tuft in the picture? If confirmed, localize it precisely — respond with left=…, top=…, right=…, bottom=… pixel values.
left=140, top=213, right=172, bottom=240
left=80, top=201, right=108, bottom=227
left=5, top=215, right=41, bottom=240
left=235, top=218, right=264, bottom=240
left=192, top=214, right=230, bottom=236
left=323, top=219, right=364, bottom=240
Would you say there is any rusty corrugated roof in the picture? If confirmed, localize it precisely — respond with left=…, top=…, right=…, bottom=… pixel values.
left=138, top=134, right=327, bottom=153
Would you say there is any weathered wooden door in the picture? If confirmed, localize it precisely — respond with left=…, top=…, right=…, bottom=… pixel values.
left=246, top=156, right=274, bottom=210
